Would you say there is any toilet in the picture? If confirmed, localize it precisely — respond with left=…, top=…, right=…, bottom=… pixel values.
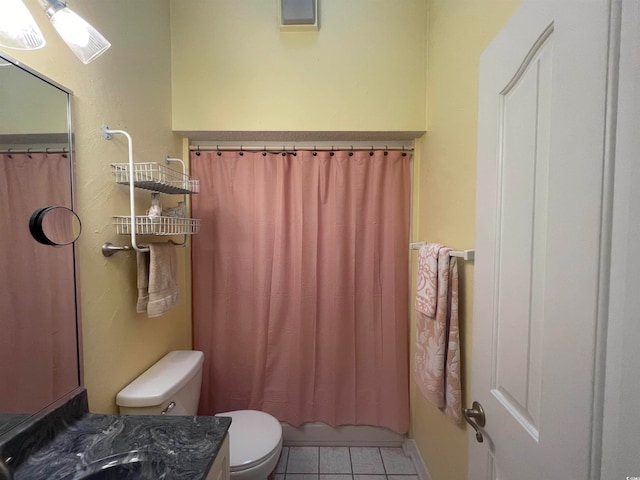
left=116, top=350, right=283, bottom=480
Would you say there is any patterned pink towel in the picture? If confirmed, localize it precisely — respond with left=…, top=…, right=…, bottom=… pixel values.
left=415, top=243, right=442, bottom=316
left=414, top=244, right=461, bottom=423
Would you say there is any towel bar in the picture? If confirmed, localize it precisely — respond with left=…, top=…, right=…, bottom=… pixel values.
left=102, top=240, right=185, bottom=257
left=409, top=242, right=475, bottom=261
left=102, top=242, right=135, bottom=256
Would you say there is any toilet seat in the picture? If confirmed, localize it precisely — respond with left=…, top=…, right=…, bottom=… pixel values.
left=215, top=410, right=283, bottom=472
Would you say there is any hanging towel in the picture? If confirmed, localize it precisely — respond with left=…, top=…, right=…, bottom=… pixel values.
left=414, top=244, right=462, bottom=423
left=146, top=243, right=179, bottom=318
left=415, top=243, right=442, bottom=316
left=136, top=250, right=150, bottom=313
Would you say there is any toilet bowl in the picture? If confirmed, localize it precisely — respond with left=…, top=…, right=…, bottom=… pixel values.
left=215, top=410, right=283, bottom=480
left=116, top=350, right=283, bottom=480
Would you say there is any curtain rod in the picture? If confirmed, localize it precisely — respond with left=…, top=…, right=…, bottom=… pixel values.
left=189, top=145, right=414, bottom=153
left=0, top=147, right=69, bottom=155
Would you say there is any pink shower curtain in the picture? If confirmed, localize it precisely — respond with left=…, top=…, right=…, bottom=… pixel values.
left=191, top=150, right=410, bottom=433
left=0, top=153, right=78, bottom=413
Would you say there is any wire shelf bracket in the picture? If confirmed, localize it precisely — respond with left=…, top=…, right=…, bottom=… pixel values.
left=101, top=126, right=199, bottom=257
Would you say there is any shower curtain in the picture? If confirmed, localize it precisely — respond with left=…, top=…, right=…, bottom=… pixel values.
left=0, top=153, right=78, bottom=413
left=191, top=150, right=410, bottom=433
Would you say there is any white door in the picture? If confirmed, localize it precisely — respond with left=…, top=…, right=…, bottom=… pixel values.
left=469, top=0, right=614, bottom=479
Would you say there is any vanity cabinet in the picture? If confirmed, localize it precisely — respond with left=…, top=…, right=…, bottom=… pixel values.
left=206, top=433, right=230, bottom=480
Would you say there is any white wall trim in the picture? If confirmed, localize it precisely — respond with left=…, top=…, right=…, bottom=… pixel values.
left=402, top=439, right=432, bottom=480
left=281, top=423, right=405, bottom=447
left=600, top=0, right=640, bottom=478
left=590, top=0, right=623, bottom=478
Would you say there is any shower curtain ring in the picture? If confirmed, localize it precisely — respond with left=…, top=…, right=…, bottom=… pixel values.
left=27, top=148, right=33, bottom=158
left=7, top=148, right=12, bottom=158
left=217, top=145, right=221, bottom=156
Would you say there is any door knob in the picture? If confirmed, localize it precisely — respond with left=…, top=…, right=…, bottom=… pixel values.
left=463, top=401, right=486, bottom=443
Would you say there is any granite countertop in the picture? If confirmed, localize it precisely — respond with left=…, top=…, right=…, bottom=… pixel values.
left=0, top=389, right=231, bottom=480
left=0, top=415, right=30, bottom=437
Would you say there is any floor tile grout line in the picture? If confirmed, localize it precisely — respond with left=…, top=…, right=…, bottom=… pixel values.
left=283, top=446, right=286, bottom=476
left=349, top=447, right=356, bottom=480
left=378, top=447, right=388, bottom=476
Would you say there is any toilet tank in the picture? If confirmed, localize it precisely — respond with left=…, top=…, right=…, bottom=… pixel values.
left=116, top=350, right=204, bottom=416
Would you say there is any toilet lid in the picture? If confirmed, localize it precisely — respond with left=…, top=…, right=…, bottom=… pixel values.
left=215, top=410, right=282, bottom=471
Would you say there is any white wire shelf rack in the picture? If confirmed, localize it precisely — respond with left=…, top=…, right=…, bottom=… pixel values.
left=113, top=216, right=201, bottom=236
left=112, top=162, right=200, bottom=194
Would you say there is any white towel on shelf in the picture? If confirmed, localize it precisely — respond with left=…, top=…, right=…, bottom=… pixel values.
left=146, top=243, right=179, bottom=318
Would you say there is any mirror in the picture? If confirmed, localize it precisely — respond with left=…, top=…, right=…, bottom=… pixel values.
left=30, top=206, right=82, bottom=246
left=0, top=54, right=79, bottom=437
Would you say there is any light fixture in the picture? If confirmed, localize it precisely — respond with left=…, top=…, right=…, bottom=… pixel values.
left=42, top=0, right=110, bottom=64
left=0, top=0, right=46, bottom=50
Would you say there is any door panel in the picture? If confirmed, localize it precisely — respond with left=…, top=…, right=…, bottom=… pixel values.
left=470, top=1, right=612, bottom=479
left=494, top=32, right=552, bottom=439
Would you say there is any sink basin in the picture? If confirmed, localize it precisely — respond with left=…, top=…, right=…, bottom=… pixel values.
left=61, top=450, right=166, bottom=480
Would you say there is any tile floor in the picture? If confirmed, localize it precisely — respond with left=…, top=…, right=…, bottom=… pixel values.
left=275, top=446, right=418, bottom=480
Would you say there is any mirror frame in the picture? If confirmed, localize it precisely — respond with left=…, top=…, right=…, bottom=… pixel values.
left=0, top=52, right=83, bottom=441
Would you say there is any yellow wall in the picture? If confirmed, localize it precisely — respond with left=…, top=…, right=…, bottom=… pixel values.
left=170, top=0, right=427, bottom=134
left=409, top=1, right=521, bottom=479
left=3, top=0, right=191, bottom=414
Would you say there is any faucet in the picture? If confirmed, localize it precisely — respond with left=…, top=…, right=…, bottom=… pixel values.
left=0, top=458, right=12, bottom=480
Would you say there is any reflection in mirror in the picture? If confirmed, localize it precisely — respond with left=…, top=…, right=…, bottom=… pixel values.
left=30, top=206, right=82, bottom=246
left=0, top=54, right=79, bottom=437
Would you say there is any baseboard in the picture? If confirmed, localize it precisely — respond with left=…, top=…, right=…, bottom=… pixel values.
left=402, top=439, right=432, bottom=480
left=281, top=422, right=406, bottom=447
